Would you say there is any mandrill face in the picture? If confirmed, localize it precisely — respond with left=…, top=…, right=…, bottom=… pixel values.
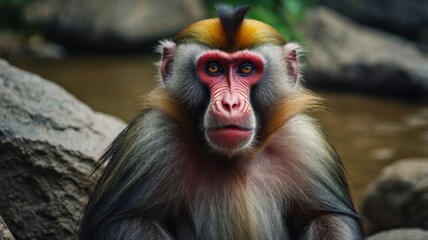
left=159, top=7, right=300, bottom=157
left=162, top=42, right=298, bottom=157
left=197, top=50, right=264, bottom=153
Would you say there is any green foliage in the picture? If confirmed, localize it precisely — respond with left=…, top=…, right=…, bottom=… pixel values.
left=0, top=0, right=36, bottom=33
left=205, top=0, right=317, bottom=41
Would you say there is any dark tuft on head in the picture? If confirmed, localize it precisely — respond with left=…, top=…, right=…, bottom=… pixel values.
left=216, top=4, right=251, bottom=49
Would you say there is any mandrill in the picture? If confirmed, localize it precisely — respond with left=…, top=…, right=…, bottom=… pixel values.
left=78, top=5, right=363, bottom=240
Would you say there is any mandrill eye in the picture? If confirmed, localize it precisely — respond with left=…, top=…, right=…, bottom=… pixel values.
left=237, top=63, right=255, bottom=76
left=205, top=62, right=224, bottom=76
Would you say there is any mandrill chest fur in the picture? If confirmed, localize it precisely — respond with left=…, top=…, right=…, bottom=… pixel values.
left=165, top=137, right=291, bottom=240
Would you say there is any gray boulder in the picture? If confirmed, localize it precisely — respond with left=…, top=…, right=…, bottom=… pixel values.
left=24, top=0, right=208, bottom=48
left=302, top=6, right=428, bottom=100
left=361, top=159, right=428, bottom=234
left=0, top=59, right=124, bottom=239
left=366, top=228, right=428, bottom=240
left=0, top=216, right=15, bottom=240
left=319, top=0, right=428, bottom=42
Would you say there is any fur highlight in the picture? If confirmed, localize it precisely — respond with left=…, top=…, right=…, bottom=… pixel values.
left=175, top=6, right=286, bottom=51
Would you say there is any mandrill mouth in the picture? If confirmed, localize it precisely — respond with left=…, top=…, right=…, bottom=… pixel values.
left=207, top=125, right=254, bottom=150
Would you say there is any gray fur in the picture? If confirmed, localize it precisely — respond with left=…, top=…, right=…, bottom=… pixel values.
left=165, top=43, right=211, bottom=109
left=78, top=41, right=363, bottom=239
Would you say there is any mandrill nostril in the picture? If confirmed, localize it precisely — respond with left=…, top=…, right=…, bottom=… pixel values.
left=222, top=101, right=239, bottom=111
left=220, top=100, right=242, bottom=115
left=218, top=92, right=243, bottom=114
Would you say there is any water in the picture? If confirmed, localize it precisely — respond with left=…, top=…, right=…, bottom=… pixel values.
left=314, top=93, right=428, bottom=208
left=9, top=55, right=428, bottom=210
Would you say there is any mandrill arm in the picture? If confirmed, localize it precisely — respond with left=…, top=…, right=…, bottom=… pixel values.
left=300, top=214, right=362, bottom=240
left=272, top=115, right=364, bottom=240
left=78, top=111, right=180, bottom=240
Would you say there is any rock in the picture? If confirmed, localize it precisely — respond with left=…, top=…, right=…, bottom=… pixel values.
left=0, top=31, right=66, bottom=59
left=319, top=0, right=428, bottom=42
left=301, top=6, right=428, bottom=101
left=0, top=216, right=15, bottom=240
left=26, top=35, right=67, bottom=59
left=361, top=159, right=428, bottom=234
left=24, top=0, right=208, bottom=49
left=366, top=228, right=428, bottom=240
left=0, top=59, right=124, bottom=239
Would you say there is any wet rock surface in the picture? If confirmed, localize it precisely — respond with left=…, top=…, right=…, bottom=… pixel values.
left=366, top=228, right=428, bottom=240
left=0, top=216, right=15, bottom=240
left=0, top=59, right=124, bottom=239
left=319, top=0, right=428, bottom=42
left=0, top=31, right=65, bottom=59
left=361, top=159, right=428, bottom=234
left=24, top=0, right=208, bottom=49
left=302, top=6, right=428, bottom=100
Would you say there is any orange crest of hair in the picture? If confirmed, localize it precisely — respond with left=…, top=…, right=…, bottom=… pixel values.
left=175, top=18, right=287, bottom=51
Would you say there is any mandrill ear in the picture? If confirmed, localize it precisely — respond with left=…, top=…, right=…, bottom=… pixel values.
left=157, top=40, right=176, bottom=83
left=283, top=42, right=302, bottom=84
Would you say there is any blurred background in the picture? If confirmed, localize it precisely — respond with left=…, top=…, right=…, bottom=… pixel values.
left=1, top=0, right=428, bottom=236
